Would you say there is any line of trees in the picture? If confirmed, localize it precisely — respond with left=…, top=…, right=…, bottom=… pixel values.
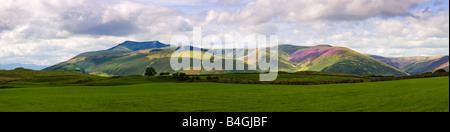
left=145, top=67, right=448, bottom=84
left=370, top=69, right=449, bottom=82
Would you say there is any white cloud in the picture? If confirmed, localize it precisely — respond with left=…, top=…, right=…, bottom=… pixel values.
left=0, top=0, right=194, bottom=65
left=409, top=10, right=449, bottom=38
left=374, top=19, right=411, bottom=36
left=372, top=9, right=449, bottom=38
left=0, top=0, right=192, bottom=37
left=132, top=0, right=217, bottom=6
left=205, top=0, right=430, bottom=25
left=0, top=0, right=448, bottom=66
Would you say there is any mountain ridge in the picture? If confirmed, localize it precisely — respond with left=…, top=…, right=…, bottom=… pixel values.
left=43, top=41, right=446, bottom=77
left=369, top=55, right=449, bottom=75
left=73, top=41, right=170, bottom=58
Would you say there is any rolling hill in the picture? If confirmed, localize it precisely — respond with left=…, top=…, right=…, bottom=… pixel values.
left=281, top=45, right=407, bottom=76
left=370, top=55, right=449, bottom=75
left=44, top=41, right=409, bottom=76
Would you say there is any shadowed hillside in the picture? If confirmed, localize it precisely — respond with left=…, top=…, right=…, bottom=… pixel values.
left=370, top=55, right=449, bottom=75
left=44, top=41, right=409, bottom=76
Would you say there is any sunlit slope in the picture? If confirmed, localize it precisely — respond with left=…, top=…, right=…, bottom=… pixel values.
left=370, top=55, right=449, bottom=75
left=45, top=41, right=408, bottom=76
left=279, top=45, right=408, bottom=76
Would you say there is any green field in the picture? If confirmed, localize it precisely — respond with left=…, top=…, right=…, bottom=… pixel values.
left=0, top=70, right=448, bottom=112
left=208, top=72, right=360, bottom=82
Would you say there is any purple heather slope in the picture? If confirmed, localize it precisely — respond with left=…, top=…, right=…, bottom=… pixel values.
left=290, top=46, right=346, bottom=62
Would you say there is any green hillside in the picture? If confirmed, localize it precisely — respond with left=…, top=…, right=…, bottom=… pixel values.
left=0, top=68, right=104, bottom=87
left=1, top=76, right=448, bottom=112
left=283, top=45, right=408, bottom=76
left=1, top=69, right=448, bottom=112
left=370, top=55, right=449, bottom=75
left=44, top=41, right=408, bottom=76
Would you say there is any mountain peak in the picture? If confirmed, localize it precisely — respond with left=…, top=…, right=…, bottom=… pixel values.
left=73, top=41, right=170, bottom=58
left=120, top=40, right=161, bottom=45
left=316, top=44, right=333, bottom=47
left=108, top=41, right=169, bottom=51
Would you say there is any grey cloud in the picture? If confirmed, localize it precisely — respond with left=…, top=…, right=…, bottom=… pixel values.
left=207, top=0, right=430, bottom=25
left=0, top=0, right=191, bottom=37
left=0, top=0, right=194, bottom=65
left=63, top=19, right=141, bottom=36
left=0, top=0, right=448, bottom=66
left=0, top=25, right=11, bottom=32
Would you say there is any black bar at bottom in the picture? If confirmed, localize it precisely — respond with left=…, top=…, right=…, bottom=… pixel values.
left=1, top=112, right=445, bottom=131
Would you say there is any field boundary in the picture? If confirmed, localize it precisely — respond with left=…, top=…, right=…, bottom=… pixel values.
left=369, top=72, right=449, bottom=82
left=183, top=73, right=449, bottom=85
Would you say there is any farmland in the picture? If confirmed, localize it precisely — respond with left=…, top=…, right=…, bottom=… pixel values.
left=0, top=69, right=448, bottom=112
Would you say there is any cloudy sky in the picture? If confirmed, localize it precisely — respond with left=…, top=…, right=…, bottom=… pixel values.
left=0, top=0, right=449, bottom=66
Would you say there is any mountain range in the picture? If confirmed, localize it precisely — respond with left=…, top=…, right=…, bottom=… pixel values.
left=370, top=55, right=449, bottom=75
left=43, top=41, right=448, bottom=77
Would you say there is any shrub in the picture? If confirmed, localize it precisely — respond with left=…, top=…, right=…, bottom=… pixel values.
left=215, top=79, right=364, bottom=85
left=191, top=76, right=200, bottom=80
left=361, top=74, right=376, bottom=77
left=206, top=75, right=219, bottom=80
left=172, top=73, right=189, bottom=81
left=160, top=72, right=171, bottom=76
left=421, top=72, right=433, bottom=75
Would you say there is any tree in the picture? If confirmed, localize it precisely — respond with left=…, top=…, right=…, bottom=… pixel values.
left=178, top=73, right=188, bottom=81
left=434, top=69, right=447, bottom=73
left=172, top=73, right=189, bottom=81
left=145, top=67, right=157, bottom=76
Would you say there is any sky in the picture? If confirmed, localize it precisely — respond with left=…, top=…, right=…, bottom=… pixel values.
left=0, top=0, right=449, bottom=66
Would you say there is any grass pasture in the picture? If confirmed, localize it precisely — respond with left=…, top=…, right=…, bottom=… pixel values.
left=0, top=69, right=448, bottom=112
left=208, top=72, right=360, bottom=82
